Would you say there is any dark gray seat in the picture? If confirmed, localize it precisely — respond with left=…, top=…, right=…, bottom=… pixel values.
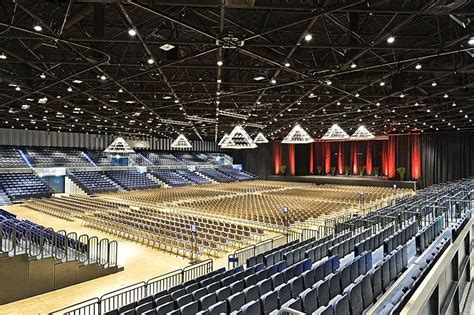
left=299, top=287, right=318, bottom=314
left=228, top=292, right=246, bottom=312
left=180, top=301, right=199, bottom=315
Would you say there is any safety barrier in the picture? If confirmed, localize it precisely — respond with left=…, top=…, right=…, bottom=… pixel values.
left=50, top=259, right=213, bottom=315
left=0, top=220, right=118, bottom=267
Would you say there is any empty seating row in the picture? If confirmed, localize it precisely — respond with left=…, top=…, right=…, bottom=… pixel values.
left=383, top=221, right=418, bottom=255
left=25, top=147, right=92, bottom=167
left=217, top=168, right=255, bottom=181
left=415, top=214, right=445, bottom=255
left=105, top=170, right=159, bottom=190
left=174, top=169, right=210, bottom=185
left=327, top=228, right=372, bottom=260
left=0, top=172, right=51, bottom=201
left=197, top=168, right=235, bottom=183
left=69, top=171, right=120, bottom=194
left=0, top=147, right=27, bottom=168
left=304, top=232, right=352, bottom=264
left=354, top=224, right=395, bottom=256
left=149, top=169, right=195, bottom=187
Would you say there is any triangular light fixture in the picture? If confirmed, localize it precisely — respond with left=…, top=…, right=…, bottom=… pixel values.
left=281, top=124, right=314, bottom=144
left=350, top=125, right=375, bottom=139
left=218, top=133, right=230, bottom=146
left=221, top=125, right=257, bottom=149
left=321, top=124, right=350, bottom=140
left=104, top=137, right=135, bottom=154
left=171, top=134, right=192, bottom=149
left=253, top=132, right=269, bottom=143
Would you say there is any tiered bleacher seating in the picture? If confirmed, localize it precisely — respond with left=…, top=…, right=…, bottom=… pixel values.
left=0, top=147, right=27, bottom=168
left=149, top=169, right=195, bottom=187
left=26, top=147, right=92, bottom=167
left=143, top=151, right=183, bottom=165
left=105, top=170, right=159, bottom=190
left=217, top=168, right=256, bottom=181
left=86, top=150, right=114, bottom=166
left=175, top=169, right=211, bottom=185
left=174, top=152, right=209, bottom=165
left=198, top=168, right=235, bottom=183
left=69, top=171, right=119, bottom=194
left=0, top=172, right=51, bottom=201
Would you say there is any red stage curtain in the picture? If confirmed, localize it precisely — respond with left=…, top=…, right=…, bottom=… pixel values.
left=324, top=142, right=331, bottom=174
left=288, top=144, right=295, bottom=176
left=309, top=143, right=314, bottom=174
left=388, top=136, right=396, bottom=179
left=273, top=141, right=282, bottom=174
left=366, top=141, right=373, bottom=175
left=382, top=140, right=388, bottom=176
left=352, top=142, right=359, bottom=175
left=411, top=134, right=421, bottom=180
left=338, top=143, right=344, bottom=175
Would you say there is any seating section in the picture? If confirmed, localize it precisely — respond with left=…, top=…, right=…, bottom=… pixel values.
left=143, top=152, right=183, bottom=165
left=86, top=150, right=114, bottom=166
left=415, top=214, right=445, bottom=255
left=0, top=172, right=51, bottom=201
left=105, top=170, right=159, bottom=190
left=25, top=147, right=92, bottom=167
left=384, top=221, right=418, bottom=255
left=198, top=168, right=235, bottom=183
left=149, top=169, right=195, bottom=187
left=0, top=147, right=27, bottom=168
left=218, top=168, right=256, bottom=181
left=174, top=152, right=209, bottom=165
left=175, top=169, right=211, bottom=185
left=69, top=171, right=120, bottom=194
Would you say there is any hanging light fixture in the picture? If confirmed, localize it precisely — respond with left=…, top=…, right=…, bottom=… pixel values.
left=104, top=137, right=135, bottom=154
left=253, top=132, right=269, bottom=143
left=171, top=134, right=193, bottom=149
left=281, top=124, right=314, bottom=144
left=221, top=125, right=257, bottom=149
left=321, top=124, right=350, bottom=140
left=218, top=133, right=230, bottom=146
left=350, top=125, right=375, bottom=139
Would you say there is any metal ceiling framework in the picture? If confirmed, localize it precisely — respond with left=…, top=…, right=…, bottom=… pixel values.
left=0, top=0, right=473, bottom=141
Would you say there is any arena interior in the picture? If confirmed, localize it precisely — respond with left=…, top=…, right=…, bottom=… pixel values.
left=0, top=1, right=473, bottom=315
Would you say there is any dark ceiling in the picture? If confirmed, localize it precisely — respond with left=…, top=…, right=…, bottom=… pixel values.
left=1, top=0, right=473, bottom=141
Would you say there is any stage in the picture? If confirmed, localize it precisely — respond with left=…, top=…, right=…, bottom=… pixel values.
left=268, top=175, right=417, bottom=190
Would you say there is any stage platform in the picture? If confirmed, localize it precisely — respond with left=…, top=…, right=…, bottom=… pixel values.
left=268, top=175, right=417, bottom=190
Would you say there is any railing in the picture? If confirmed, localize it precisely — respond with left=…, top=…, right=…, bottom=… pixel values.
left=50, top=259, right=213, bottom=315
left=0, top=220, right=118, bottom=267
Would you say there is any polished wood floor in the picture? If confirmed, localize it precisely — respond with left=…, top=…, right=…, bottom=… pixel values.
left=0, top=204, right=234, bottom=315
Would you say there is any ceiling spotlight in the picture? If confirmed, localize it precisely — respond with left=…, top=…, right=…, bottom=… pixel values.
left=387, top=36, right=395, bottom=44
left=15, top=86, right=20, bottom=91
left=431, top=81, right=437, bottom=87
left=217, top=79, right=222, bottom=83
left=88, top=97, right=92, bottom=101
left=284, top=62, right=290, bottom=67
left=350, top=63, right=357, bottom=69
left=355, top=92, right=360, bottom=97
left=119, top=88, right=123, bottom=93
left=452, top=102, right=456, bottom=107
left=415, top=63, right=422, bottom=70
left=147, top=58, right=154, bottom=64
left=39, top=73, right=46, bottom=79
left=426, top=109, right=430, bottom=113
left=443, top=93, right=448, bottom=98
left=217, top=60, right=223, bottom=66
left=0, top=53, right=7, bottom=59
left=174, top=99, right=179, bottom=104
left=400, top=93, right=405, bottom=98
left=33, top=24, right=42, bottom=32
left=337, top=101, right=341, bottom=106
left=379, top=81, right=385, bottom=86
left=271, top=79, right=277, bottom=84
left=100, top=75, right=107, bottom=81
left=468, top=37, right=474, bottom=45
left=304, top=34, right=312, bottom=41
left=326, top=80, right=332, bottom=85
left=67, top=87, right=72, bottom=92
left=376, top=102, right=380, bottom=106
left=128, top=28, right=137, bottom=36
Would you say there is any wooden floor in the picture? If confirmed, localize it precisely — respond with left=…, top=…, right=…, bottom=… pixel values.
left=0, top=204, right=234, bottom=315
